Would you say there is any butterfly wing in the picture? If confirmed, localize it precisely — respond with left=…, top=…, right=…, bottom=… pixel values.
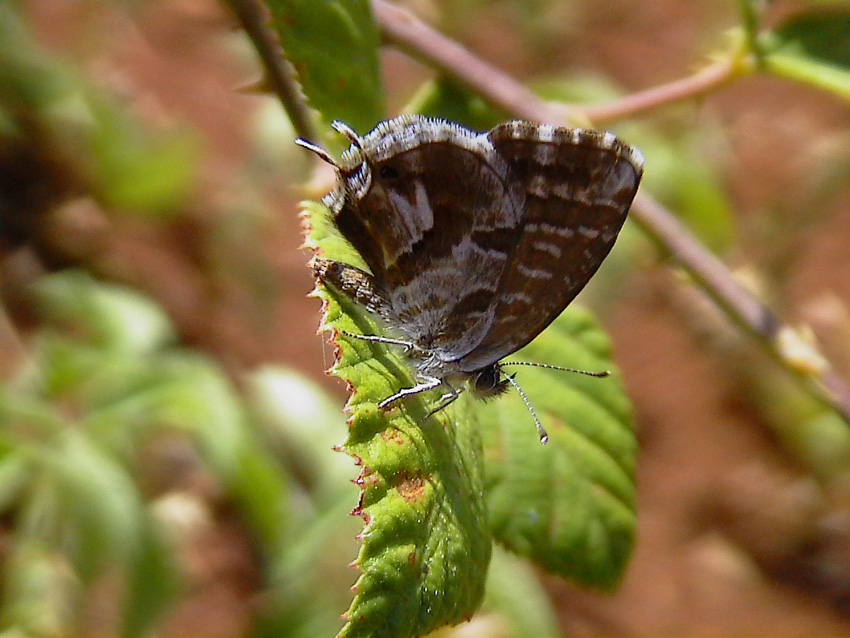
left=455, top=121, right=644, bottom=373
left=331, top=116, right=523, bottom=360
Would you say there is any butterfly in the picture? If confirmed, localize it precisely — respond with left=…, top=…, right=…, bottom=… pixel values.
left=297, top=115, right=643, bottom=442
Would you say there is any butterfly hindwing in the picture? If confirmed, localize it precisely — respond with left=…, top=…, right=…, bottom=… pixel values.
left=455, top=121, right=643, bottom=372
left=333, top=118, right=524, bottom=360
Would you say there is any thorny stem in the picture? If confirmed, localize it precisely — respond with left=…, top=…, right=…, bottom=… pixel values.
left=373, top=0, right=564, bottom=124
left=371, top=0, right=850, bottom=424
left=224, top=0, right=318, bottom=143
left=373, top=0, right=743, bottom=126
left=633, top=195, right=850, bottom=420
left=578, top=57, right=741, bottom=125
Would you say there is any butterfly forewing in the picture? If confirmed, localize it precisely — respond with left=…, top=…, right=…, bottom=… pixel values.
left=333, top=119, right=522, bottom=360
left=455, top=121, right=643, bottom=372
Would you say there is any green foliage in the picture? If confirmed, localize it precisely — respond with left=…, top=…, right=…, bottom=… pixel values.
left=481, top=547, right=561, bottom=638
left=35, top=270, right=176, bottom=353
left=8, top=0, right=850, bottom=636
left=0, top=2, right=198, bottom=219
left=264, top=0, right=385, bottom=134
left=0, top=267, right=364, bottom=638
left=0, top=272, right=295, bottom=637
left=403, top=77, right=505, bottom=132
left=479, top=309, right=636, bottom=590
left=86, top=96, right=200, bottom=216
left=629, top=126, right=734, bottom=254
left=760, top=10, right=850, bottom=100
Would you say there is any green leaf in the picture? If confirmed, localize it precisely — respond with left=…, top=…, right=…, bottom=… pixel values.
left=255, top=499, right=361, bottom=638
left=403, top=77, right=505, bottom=132
left=624, top=126, right=734, bottom=254
left=34, top=271, right=176, bottom=355
left=265, top=0, right=384, bottom=132
left=247, top=366, right=355, bottom=506
left=481, top=546, right=561, bottom=638
left=45, top=431, right=145, bottom=582
left=0, top=539, right=79, bottom=636
left=478, top=306, right=637, bottom=590
left=87, top=95, right=199, bottom=217
left=85, top=352, right=292, bottom=555
left=0, top=448, right=30, bottom=515
left=121, top=518, right=181, bottom=638
left=303, top=200, right=491, bottom=638
left=760, top=10, right=850, bottom=100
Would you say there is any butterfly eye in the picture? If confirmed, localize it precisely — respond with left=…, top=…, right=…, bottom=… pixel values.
left=472, top=366, right=509, bottom=399
left=379, top=165, right=400, bottom=180
left=474, top=367, right=499, bottom=392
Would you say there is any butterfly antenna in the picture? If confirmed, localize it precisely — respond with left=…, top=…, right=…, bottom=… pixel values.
left=501, top=361, right=610, bottom=378
left=294, top=138, right=339, bottom=168
left=331, top=120, right=364, bottom=151
left=504, top=373, right=549, bottom=444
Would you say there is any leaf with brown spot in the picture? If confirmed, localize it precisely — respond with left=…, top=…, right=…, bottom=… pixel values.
left=303, top=200, right=492, bottom=638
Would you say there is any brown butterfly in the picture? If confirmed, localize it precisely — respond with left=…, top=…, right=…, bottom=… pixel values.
left=299, top=115, right=643, bottom=442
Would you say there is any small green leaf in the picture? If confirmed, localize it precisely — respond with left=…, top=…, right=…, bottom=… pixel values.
left=303, top=201, right=491, bottom=638
left=256, top=497, right=360, bottom=638
left=478, top=307, right=637, bottom=590
left=87, top=95, right=199, bottom=216
left=481, top=547, right=561, bottom=638
left=0, top=539, right=79, bottom=636
left=625, top=126, right=734, bottom=254
left=34, top=271, right=176, bottom=355
left=0, top=448, right=29, bottom=515
left=247, top=366, right=355, bottom=506
left=86, top=353, right=292, bottom=555
left=760, top=10, right=850, bottom=100
left=47, top=432, right=145, bottom=582
left=265, top=0, right=384, bottom=132
left=403, top=77, right=505, bottom=132
left=121, top=518, right=181, bottom=638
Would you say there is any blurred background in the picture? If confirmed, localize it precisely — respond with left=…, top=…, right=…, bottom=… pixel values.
left=1, top=0, right=850, bottom=636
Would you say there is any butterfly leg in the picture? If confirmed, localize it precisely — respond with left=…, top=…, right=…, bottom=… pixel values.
left=378, top=375, right=442, bottom=409
left=422, top=383, right=463, bottom=421
left=340, top=331, right=415, bottom=353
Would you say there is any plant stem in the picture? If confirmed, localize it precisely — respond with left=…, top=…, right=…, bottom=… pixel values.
left=580, top=57, right=740, bottom=125
left=374, top=0, right=741, bottom=126
left=633, top=194, right=850, bottom=418
left=373, top=0, right=563, bottom=124
left=224, top=0, right=318, bottom=143
left=371, top=0, right=850, bottom=425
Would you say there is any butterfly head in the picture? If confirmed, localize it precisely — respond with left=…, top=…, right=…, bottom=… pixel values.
left=467, top=365, right=549, bottom=443
left=295, top=121, right=374, bottom=215
left=468, top=365, right=511, bottom=400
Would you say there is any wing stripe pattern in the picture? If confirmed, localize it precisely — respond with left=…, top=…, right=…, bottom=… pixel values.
left=455, top=121, right=643, bottom=372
